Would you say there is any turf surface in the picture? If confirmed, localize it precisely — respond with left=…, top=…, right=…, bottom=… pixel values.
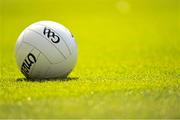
left=0, top=0, right=180, bottom=118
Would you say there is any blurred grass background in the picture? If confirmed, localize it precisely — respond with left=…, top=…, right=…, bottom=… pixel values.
left=0, top=0, right=180, bottom=118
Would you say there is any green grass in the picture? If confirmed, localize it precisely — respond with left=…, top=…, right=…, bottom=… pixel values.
left=0, top=0, right=180, bottom=118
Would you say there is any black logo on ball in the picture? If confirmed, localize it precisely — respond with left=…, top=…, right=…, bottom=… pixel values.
left=21, top=53, right=37, bottom=78
left=43, top=27, right=60, bottom=43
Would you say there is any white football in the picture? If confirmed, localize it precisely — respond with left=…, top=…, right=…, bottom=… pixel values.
left=15, top=21, right=77, bottom=79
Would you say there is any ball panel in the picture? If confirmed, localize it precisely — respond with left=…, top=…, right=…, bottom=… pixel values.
left=46, top=54, right=77, bottom=78
left=21, top=48, right=41, bottom=78
left=29, top=53, right=50, bottom=79
left=23, top=29, right=65, bottom=63
left=28, top=48, right=41, bottom=75
left=16, top=31, right=25, bottom=54
left=34, top=21, right=75, bottom=54
left=27, top=24, right=71, bottom=58
left=16, top=42, right=34, bottom=69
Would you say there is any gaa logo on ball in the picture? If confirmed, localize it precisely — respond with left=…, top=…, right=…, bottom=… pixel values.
left=15, top=21, right=77, bottom=79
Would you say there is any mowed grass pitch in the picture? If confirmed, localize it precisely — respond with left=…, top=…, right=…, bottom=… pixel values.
left=0, top=0, right=180, bottom=118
